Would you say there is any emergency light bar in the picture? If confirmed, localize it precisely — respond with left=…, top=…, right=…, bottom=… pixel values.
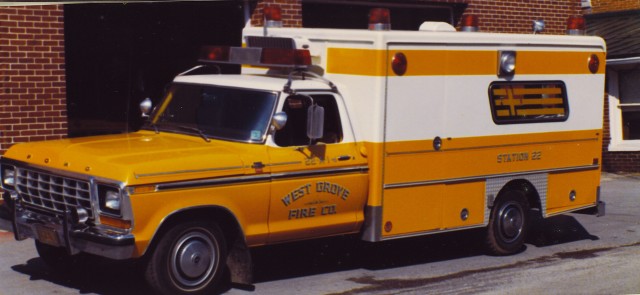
left=199, top=46, right=311, bottom=68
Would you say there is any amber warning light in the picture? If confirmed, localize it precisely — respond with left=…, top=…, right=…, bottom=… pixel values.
left=199, top=46, right=311, bottom=68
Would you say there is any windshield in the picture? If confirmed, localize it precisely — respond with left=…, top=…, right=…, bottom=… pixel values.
left=149, top=83, right=278, bottom=143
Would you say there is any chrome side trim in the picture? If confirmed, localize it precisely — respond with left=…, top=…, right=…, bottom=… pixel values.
left=270, top=166, right=369, bottom=180
left=386, top=137, right=599, bottom=156
left=157, top=174, right=271, bottom=191
left=383, top=164, right=598, bottom=189
left=155, top=165, right=369, bottom=192
left=267, top=161, right=303, bottom=167
left=135, top=165, right=245, bottom=179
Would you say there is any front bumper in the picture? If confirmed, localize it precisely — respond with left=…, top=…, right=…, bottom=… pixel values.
left=11, top=198, right=135, bottom=260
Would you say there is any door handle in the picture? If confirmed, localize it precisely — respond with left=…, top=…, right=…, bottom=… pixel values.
left=337, top=155, right=352, bottom=161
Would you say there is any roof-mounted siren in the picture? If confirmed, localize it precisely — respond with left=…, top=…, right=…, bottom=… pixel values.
left=369, top=8, right=391, bottom=31
left=566, top=15, right=586, bottom=35
left=460, top=15, right=479, bottom=32
left=264, top=6, right=283, bottom=28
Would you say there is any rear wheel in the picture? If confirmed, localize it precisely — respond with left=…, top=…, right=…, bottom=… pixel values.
left=486, top=190, right=530, bottom=255
left=145, top=222, right=227, bottom=295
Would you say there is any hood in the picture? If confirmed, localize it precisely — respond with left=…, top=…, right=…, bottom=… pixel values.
left=3, top=131, right=263, bottom=185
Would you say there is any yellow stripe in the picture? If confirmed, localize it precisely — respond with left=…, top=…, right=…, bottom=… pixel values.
left=326, top=48, right=388, bottom=76
left=327, top=48, right=605, bottom=76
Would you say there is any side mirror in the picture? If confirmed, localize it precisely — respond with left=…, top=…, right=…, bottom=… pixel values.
left=271, top=112, right=288, bottom=131
left=306, top=104, right=324, bottom=140
left=140, top=97, right=152, bottom=118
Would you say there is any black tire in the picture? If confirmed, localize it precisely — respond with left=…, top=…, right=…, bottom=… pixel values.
left=145, top=222, right=227, bottom=295
left=35, top=240, right=80, bottom=271
left=486, top=190, right=530, bottom=255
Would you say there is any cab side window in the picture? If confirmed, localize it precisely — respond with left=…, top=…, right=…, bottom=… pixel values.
left=275, top=94, right=343, bottom=147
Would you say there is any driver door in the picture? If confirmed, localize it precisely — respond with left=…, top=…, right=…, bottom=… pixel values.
left=266, top=93, right=368, bottom=243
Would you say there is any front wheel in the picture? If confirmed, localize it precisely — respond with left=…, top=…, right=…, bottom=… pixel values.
left=485, top=190, right=530, bottom=255
left=145, top=222, right=227, bottom=295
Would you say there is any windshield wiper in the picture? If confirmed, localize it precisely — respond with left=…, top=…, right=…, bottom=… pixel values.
left=174, top=125, right=211, bottom=143
left=141, top=122, right=160, bottom=134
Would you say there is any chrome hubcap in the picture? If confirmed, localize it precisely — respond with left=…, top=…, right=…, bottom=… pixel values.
left=498, top=202, right=523, bottom=243
left=171, top=230, right=217, bottom=288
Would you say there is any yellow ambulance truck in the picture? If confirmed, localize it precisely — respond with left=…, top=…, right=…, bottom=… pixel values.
left=1, top=9, right=605, bottom=294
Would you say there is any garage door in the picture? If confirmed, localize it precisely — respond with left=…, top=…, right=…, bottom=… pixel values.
left=64, top=2, right=244, bottom=137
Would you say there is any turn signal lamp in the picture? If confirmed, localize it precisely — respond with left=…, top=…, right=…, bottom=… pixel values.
left=100, top=214, right=132, bottom=230
left=460, top=14, right=479, bottom=32
left=567, top=15, right=586, bottom=35
left=264, top=6, right=283, bottom=28
left=369, top=8, right=391, bottom=31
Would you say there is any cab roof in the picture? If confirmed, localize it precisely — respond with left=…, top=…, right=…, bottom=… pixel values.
left=172, top=73, right=334, bottom=93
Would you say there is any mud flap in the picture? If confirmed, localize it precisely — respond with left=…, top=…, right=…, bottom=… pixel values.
left=226, top=237, right=254, bottom=291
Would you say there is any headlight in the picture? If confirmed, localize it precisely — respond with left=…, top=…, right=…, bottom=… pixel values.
left=2, top=166, right=16, bottom=189
left=98, top=184, right=122, bottom=216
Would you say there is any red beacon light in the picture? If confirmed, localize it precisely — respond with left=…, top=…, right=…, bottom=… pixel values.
left=567, top=15, right=586, bottom=35
left=460, top=14, right=479, bottom=32
left=199, top=46, right=311, bottom=68
left=200, top=46, right=230, bottom=62
left=264, top=6, right=283, bottom=28
left=369, top=8, right=391, bottom=31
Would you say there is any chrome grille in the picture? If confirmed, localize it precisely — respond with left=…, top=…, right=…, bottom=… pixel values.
left=15, top=168, right=93, bottom=218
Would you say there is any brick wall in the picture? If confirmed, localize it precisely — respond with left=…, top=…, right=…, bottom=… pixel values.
left=0, top=5, right=67, bottom=155
left=463, top=0, right=583, bottom=34
left=589, top=0, right=640, bottom=13
left=249, top=0, right=584, bottom=34
left=603, top=151, right=640, bottom=172
left=251, top=0, right=302, bottom=27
